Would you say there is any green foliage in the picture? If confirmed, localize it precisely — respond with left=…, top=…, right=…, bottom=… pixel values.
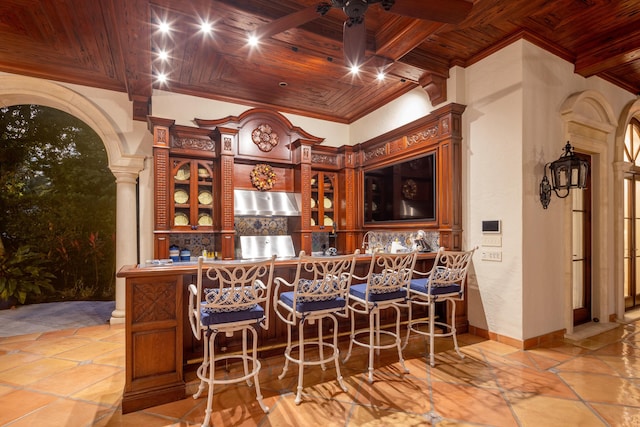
left=0, top=105, right=116, bottom=302
left=0, top=245, right=55, bottom=304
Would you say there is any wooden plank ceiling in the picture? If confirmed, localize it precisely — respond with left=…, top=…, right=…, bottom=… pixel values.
left=0, top=0, right=638, bottom=123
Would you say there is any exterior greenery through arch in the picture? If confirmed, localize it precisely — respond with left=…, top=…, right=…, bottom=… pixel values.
left=0, top=105, right=116, bottom=304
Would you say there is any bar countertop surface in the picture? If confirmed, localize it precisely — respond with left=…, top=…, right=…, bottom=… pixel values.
left=117, top=252, right=437, bottom=278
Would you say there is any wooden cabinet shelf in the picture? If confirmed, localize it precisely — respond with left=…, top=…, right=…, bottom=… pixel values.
left=310, top=171, right=337, bottom=230
left=170, top=158, right=215, bottom=230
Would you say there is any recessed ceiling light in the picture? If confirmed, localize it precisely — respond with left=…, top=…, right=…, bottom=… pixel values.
left=377, top=71, right=385, bottom=81
left=199, top=21, right=213, bottom=34
left=158, top=50, right=169, bottom=61
left=158, top=21, right=171, bottom=34
left=350, top=65, right=360, bottom=74
left=156, top=72, right=168, bottom=84
left=279, top=82, right=288, bottom=87
left=247, top=34, right=259, bottom=47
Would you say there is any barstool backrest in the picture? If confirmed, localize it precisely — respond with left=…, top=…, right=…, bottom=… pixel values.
left=362, top=251, right=418, bottom=299
left=189, top=255, right=276, bottom=339
left=427, top=248, right=475, bottom=296
left=289, top=250, right=359, bottom=305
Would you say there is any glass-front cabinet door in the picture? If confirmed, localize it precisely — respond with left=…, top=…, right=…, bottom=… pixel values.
left=171, top=158, right=215, bottom=230
left=310, top=171, right=337, bottom=231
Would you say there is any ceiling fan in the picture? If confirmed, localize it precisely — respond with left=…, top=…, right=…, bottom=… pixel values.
left=253, top=0, right=473, bottom=66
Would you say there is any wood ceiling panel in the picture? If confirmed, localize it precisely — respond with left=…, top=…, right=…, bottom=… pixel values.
left=1, top=0, right=638, bottom=122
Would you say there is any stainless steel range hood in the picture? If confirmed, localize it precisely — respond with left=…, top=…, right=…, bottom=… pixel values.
left=234, top=189, right=301, bottom=216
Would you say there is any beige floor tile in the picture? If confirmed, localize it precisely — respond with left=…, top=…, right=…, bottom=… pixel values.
left=70, top=371, right=125, bottom=406
left=559, top=371, right=640, bottom=407
left=7, top=397, right=113, bottom=427
left=590, top=402, right=640, bottom=427
left=92, top=347, right=126, bottom=367
left=594, top=353, right=640, bottom=377
left=75, top=324, right=125, bottom=341
left=94, top=409, right=185, bottom=427
left=54, top=340, right=122, bottom=362
left=266, top=393, right=351, bottom=427
left=0, top=357, right=78, bottom=386
left=352, top=372, right=431, bottom=414
left=0, top=350, right=43, bottom=372
left=507, top=393, right=606, bottom=427
left=555, top=355, right=621, bottom=376
left=429, top=357, right=498, bottom=389
left=29, top=363, right=122, bottom=396
left=492, top=364, right=579, bottom=399
left=348, top=404, right=431, bottom=426
left=431, top=381, right=518, bottom=427
left=18, top=336, right=93, bottom=356
left=0, top=383, right=16, bottom=396
left=0, top=389, right=58, bottom=425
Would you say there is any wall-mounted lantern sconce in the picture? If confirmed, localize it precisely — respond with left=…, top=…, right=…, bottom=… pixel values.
left=540, top=142, right=589, bottom=209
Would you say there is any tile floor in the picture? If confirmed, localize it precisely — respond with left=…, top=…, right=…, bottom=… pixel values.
left=2, top=320, right=640, bottom=426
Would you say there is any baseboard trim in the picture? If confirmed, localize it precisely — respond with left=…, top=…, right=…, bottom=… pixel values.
left=468, top=325, right=565, bottom=350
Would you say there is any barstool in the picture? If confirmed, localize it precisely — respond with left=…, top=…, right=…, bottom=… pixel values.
left=404, top=247, right=476, bottom=367
left=343, top=250, right=417, bottom=383
left=187, top=255, right=276, bottom=427
left=273, top=250, right=359, bottom=405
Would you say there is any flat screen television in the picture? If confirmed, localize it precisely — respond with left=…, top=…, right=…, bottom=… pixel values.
left=363, top=152, right=436, bottom=223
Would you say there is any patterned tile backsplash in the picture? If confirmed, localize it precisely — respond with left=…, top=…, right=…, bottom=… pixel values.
left=168, top=219, right=439, bottom=258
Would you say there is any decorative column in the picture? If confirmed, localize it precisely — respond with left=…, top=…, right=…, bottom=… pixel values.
left=110, top=169, right=141, bottom=323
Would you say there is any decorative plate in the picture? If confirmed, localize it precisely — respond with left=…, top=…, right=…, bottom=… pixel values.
left=175, top=166, right=190, bottom=181
left=323, top=197, right=332, bottom=209
left=174, top=189, right=189, bottom=204
left=402, top=179, right=417, bottom=200
left=174, top=212, right=189, bottom=226
left=197, top=168, right=209, bottom=178
left=310, top=217, right=316, bottom=226
left=198, top=190, right=212, bottom=205
left=198, top=213, right=213, bottom=226
left=324, top=216, right=333, bottom=226
left=310, top=198, right=316, bottom=208
left=372, top=201, right=378, bottom=212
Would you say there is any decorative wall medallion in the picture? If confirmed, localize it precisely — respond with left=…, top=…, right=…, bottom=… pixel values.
left=251, top=124, right=279, bottom=152
left=250, top=163, right=277, bottom=191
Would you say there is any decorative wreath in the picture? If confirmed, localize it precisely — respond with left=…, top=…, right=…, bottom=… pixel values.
left=250, top=163, right=276, bottom=191
left=402, top=179, right=417, bottom=200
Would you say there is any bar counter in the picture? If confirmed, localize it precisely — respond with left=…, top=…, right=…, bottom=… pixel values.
left=117, top=253, right=439, bottom=413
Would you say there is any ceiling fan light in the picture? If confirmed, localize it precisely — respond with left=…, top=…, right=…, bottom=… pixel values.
left=343, top=0, right=368, bottom=18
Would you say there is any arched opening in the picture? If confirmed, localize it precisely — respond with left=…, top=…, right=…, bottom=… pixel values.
left=1, top=104, right=116, bottom=302
left=615, top=99, right=640, bottom=321
left=0, top=75, right=145, bottom=323
left=560, top=90, right=616, bottom=336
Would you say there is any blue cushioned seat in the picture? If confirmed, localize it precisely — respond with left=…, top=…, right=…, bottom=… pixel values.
left=349, top=283, right=407, bottom=302
left=280, top=291, right=346, bottom=312
left=409, top=278, right=461, bottom=296
left=200, top=304, right=264, bottom=326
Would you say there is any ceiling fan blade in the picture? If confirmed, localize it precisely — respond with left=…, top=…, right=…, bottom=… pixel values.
left=343, top=17, right=366, bottom=66
left=253, top=4, right=326, bottom=40
left=387, top=0, right=473, bottom=24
